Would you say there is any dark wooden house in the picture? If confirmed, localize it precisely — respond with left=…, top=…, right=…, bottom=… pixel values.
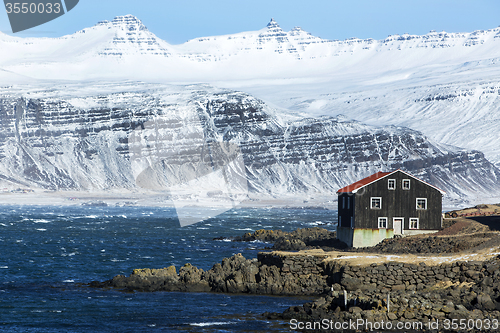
left=336, top=169, right=445, bottom=247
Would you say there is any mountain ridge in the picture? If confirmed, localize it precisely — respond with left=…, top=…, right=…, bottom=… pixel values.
left=2, top=15, right=500, bottom=69
left=0, top=83, right=499, bottom=207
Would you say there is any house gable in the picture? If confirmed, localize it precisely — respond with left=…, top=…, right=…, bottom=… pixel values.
left=337, top=169, right=445, bottom=195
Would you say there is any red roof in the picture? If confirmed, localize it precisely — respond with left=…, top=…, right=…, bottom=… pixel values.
left=337, top=171, right=391, bottom=193
left=337, top=169, right=446, bottom=194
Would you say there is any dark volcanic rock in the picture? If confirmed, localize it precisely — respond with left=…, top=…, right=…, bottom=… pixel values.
left=95, top=252, right=329, bottom=296
left=360, top=232, right=498, bottom=254
left=233, top=227, right=347, bottom=251
left=273, top=238, right=307, bottom=251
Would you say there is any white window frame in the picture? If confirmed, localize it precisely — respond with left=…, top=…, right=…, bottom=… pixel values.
left=378, top=217, right=388, bottom=229
left=370, top=197, right=382, bottom=209
left=416, top=198, right=427, bottom=210
left=388, top=179, right=396, bottom=190
left=402, top=179, right=410, bottom=190
left=409, top=217, right=419, bottom=229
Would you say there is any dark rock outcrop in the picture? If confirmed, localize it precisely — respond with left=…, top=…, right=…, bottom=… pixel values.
left=233, top=227, right=347, bottom=251
left=93, top=252, right=330, bottom=296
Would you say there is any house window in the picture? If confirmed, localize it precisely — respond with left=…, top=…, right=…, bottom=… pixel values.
left=347, top=197, right=350, bottom=209
left=410, top=218, right=419, bottom=229
left=370, top=197, right=382, bottom=209
left=378, top=217, right=387, bottom=229
left=342, top=197, right=345, bottom=209
left=350, top=216, right=354, bottom=229
left=402, top=179, right=410, bottom=190
left=416, top=198, right=427, bottom=210
left=388, top=179, right=395, bottom=190
left=338, top=216, right=341, bottom=226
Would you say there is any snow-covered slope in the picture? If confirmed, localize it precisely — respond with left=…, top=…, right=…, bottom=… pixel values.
left=0, top=83, right=499, bottom=206
left=1, top=16, right=500, bottom=204
left=255, top=80, right=500, bottom=169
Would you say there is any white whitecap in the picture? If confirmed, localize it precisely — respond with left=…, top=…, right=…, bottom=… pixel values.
left=36, top=228, right=47, bottom=231
left=190, top=322, right=235, bottom=327
left=307, top=221, right=323, bottom=226
left=33, top=219, right=51, bottom=224
left=63, top=279, right=75, bottom=283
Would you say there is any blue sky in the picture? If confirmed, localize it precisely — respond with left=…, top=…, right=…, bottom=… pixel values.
left=1, top=0, right=500, bottom=44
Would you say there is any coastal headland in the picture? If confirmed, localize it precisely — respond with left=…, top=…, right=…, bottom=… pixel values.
left=91, top=206, right=500, bottom=332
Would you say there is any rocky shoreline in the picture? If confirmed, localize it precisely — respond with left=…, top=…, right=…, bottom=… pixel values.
left=91, top=251, right=330, bottom=296
left=269, top=256, right=500, bottom=331
left=91, top=223, right=500, bottom=332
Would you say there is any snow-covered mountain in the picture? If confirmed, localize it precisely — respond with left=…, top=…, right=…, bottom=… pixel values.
left=1, top=15, right=500, bottom=205
left=0, top=83, right=499, bottom=206
left=2, top=15, right=500, bottom=82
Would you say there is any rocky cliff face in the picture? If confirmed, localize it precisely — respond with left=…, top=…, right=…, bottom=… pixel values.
left=0, top=83, right=499, bottom=203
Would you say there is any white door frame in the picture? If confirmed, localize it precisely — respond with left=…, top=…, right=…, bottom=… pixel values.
left=393, top=217, right=404, bottom=235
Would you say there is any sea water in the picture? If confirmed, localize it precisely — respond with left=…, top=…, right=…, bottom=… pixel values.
left=0, top=205, right=337, bottom=332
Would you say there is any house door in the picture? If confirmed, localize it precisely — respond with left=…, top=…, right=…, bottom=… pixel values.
left=393, top=218, right=404, bottom=235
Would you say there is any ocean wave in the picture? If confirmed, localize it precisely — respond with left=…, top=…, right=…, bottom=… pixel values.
left=214, top=238, right=231, bottom=242
left=306, top=221, right=324, bottom=226
left=250, top=240, right=268, bottom=244
left=190, top=321, right=235, bottom=327
left=33, top=219, right=51, bottom=223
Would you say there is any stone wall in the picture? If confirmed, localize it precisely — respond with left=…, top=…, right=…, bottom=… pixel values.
left=257, top=252, right=326, bottom=275
left=328, top=260, right=492, bottom=292
left=259, top=252, right=499, bottom=294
